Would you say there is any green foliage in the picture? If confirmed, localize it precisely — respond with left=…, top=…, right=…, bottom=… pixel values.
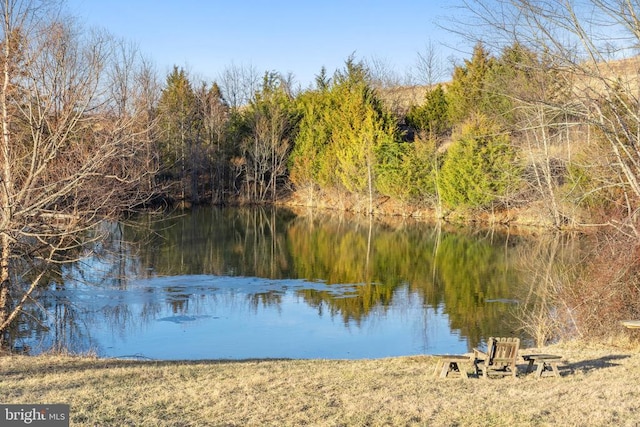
left=446, top=43, right=495, bottom=125
left=289, top=88, right=337, bottom=189
left=374, top=139, right=410, bottom=200
left=329, top=79, right=395, bottom=194
left=314, top=66, right=331, bottom=90
left=290, top=57, right=400, bottom=197
left=373, top=135, right=440, bottom=204
left=406, top=84, right=450, bottom=137
left=157, top=66, right=198, bottom=173
left=486, top=43, right=562, bottom=128
left=151, top=47, right=566, bottom=214
left=438, top=115, right=519, bottom=209
left=443, top=42, right=563, bottom=132
left=402, top=137, right=440, bottom=203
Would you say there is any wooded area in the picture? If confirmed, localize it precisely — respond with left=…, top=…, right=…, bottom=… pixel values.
left=2, top=0, right=640, bottom=343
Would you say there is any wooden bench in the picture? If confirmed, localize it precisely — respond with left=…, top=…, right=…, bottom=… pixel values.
left=433, top=355, right=472, bottom=379
left=522, top=354, right=562, bottom=378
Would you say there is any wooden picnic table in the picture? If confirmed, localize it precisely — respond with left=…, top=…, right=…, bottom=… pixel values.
left=433, top=355, right=472, bottom=379
left=522, top=354, right=562, bottom=378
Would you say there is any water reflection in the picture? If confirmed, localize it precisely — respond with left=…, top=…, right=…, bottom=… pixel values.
left=12, top=207, right=537, bottom=359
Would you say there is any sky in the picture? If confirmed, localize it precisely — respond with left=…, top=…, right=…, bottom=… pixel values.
left=65, top=0, right=471, bottom=88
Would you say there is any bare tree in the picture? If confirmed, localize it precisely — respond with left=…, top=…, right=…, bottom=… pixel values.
left=458, top=0, right=640, bottom=234
left=413, top=40, right=446, bottom=87
left=107, top=38, right=160, bottom=195
left=365, top=55, right=417, bottom=119
left=242, top=72, right=296, bottom=202
left=0, top=1, right=156, bottom=342
left=217, top=62, right=261, bottom=109
left=366, top=55, right=403, bottom=89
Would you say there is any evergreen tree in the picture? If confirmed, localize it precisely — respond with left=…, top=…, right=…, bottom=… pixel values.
left=289, top=89, right=337, bottom=192
left=398, top=137, right=440, bottom=204
left=196, top=81, right=231, bottom=203
left=485, top=43, right=544, bottom=128
left=328, top=58, right=399, bottom=213
left=290, top=58, right=401, bottom=212
left=406, top=84, right=450, bottom=138
left=438, top=115, right=519, bottom=209
left=157, top=66, right=198, bottom=184
left=374, top=138, right=411, bottom=201
left=446, top=43, right=495, bottom=125
left=314, top=66, right=331, bottom=90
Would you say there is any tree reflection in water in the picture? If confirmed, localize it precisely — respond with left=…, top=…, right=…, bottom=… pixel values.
left=9, top=207, right=573, bottom=358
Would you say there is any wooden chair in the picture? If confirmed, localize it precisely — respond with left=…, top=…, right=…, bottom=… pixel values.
left=473, top=337, right=520, bottom=378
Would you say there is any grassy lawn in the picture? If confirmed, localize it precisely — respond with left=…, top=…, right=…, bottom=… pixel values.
left=1, top=341, right=639, bottom=426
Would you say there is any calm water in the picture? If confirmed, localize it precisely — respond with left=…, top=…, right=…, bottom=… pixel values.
left=12, top=207, right=541, bottom=359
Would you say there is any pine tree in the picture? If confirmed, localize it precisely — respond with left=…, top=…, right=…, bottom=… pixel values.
left=439, top=115, right=519, bottom=209
left=289, top=89, right=336, bottom=193
left=328, top=58, right=398, bottom=213
left=406, top=84, right=450, bottom=138
left=157, top=66, right=198, bottom=179
left=446, top=43, right=495, bottom=125
left=290, top=58, right=400, bottom=212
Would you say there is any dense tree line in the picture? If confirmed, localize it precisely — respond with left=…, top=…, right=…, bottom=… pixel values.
left=153, top=42, right=588, bottom=228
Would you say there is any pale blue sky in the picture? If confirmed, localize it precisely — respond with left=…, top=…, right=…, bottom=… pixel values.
left=66, top=1, right=470, bottom=87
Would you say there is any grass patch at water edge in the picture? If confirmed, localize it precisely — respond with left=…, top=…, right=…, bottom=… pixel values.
left=1, top=341, right=640, bottom=426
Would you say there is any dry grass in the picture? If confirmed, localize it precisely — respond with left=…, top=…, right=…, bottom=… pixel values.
left=2, top=341, right=640, bottom=426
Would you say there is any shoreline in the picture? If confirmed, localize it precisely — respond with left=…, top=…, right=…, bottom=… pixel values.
left=276, top=190, right=591, bottom=233
left=2, top=340, right=639, bottom=426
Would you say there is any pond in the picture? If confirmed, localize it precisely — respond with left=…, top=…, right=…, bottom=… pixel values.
left=11, top=207, right=560, bottom=360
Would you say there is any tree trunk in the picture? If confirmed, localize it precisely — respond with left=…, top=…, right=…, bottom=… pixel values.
left=367, top=156, right=374, bottom=216
left=0, top=2, right=13, bottom=343
left=0, top=234, right=10, bottom=344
